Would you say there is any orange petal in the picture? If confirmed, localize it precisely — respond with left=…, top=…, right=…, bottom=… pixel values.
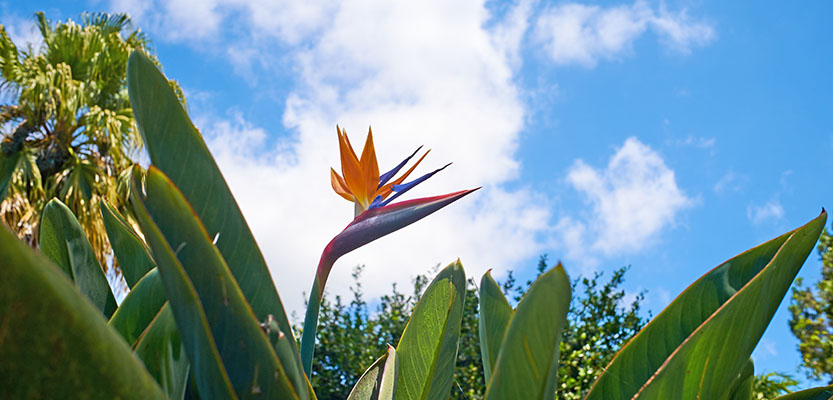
left=359, top=127, right=380, bottom=205
left=337, top=126, right=366, bottom=203
left=330, top=168, right=355, bottom=202
left=377, top=149, right=430, bottom=199
left=340, top=126, right=359, bottom=162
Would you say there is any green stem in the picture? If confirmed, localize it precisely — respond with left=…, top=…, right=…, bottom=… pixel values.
left=300, top=250, right=335, bottom=378
left=300, top=277, right=321, bottom=378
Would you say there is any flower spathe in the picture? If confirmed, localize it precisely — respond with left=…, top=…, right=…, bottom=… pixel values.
left=317, top=188, right=478, bottom=288
left=301, top=125, right=479, bottom=376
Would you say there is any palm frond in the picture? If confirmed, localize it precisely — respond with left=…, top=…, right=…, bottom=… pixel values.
left=82, top=12, right=130, bottom=36
left=34, top=12, right=52, bottom=42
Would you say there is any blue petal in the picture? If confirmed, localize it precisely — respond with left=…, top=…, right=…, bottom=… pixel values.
left=368, top=195, right=384, bottom=209
left=379, top=162, right=452, bottom=207
left=378, top=146, right=423, bottom=189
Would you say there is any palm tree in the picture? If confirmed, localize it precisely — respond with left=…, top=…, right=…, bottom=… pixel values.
left=0, top=12, right=181, bottom=267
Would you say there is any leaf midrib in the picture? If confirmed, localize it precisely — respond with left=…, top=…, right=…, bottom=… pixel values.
left=632, top=227, right=802, bottom=399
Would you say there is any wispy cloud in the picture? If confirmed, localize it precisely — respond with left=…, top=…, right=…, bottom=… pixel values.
left=752, top=338, right=779, bottom=362
left=713, top=170, right=747, bottom=195
left=746, top=170, right=793, bottom=225
left=675, top=135, right=716, bottom=150
left=489, top=0, right=535, bottom=71
left=1, top=12, right=42, bottom=51
left=747, top=200, right=785, bottom=225
left=533, top=0, right=714, bottom=67
left=557, top=137, right=694, bottom=267
left=109, top=0, right=337, bottom=45
left=654, top=287, right=672, bottom=310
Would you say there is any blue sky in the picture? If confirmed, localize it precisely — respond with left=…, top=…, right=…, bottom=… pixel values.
left=5, top=0, right=833, bottom=387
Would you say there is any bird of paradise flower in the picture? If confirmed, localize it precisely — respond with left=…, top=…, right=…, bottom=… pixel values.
left=300, top=126, right=478, bottom=376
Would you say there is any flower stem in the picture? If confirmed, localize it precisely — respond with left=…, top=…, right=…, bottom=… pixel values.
left=300, top=277, right=321, bottom=378
left=300, top=251, right=334, bottom=378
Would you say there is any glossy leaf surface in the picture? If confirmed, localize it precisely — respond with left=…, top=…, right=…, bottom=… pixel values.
left=132, top=166, right=305, bottom=399
left=395, top=260, right=466, bottom=400
left=347, top=345, right=399, bottom=400
left=478, top=270, right=513, bottom=383
left=0, top=150, right=20, bottom=199
left=127, top=51, right=300, bottom=373
left=586, top=211, right=827, bottom=399
left=135, top=303, right=191, bottom=400
left=726, top=359, right=754, bottom=400
left=483, top=264, right=571, bottom=400
left=0, top=223, right=166, bottom=398
left=130, top=170, right=236, bottom=400
left=774, top=386, right=833, bottom=400
left=109, top=268, right=166, bottom=346
left=39, top=198, right=117, bottom=317
left=101, top=199, right=154, bottom=288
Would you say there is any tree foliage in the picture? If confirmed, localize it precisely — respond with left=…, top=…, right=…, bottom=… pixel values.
left=790, top=227, right=833, bottom=383
left=302, top=256, right=649, bottom=400
left=554, top=262, right=646, bottom=400
left=752, top=372, right=799, bottom=400
left=0, top=11, right=180, bottom=266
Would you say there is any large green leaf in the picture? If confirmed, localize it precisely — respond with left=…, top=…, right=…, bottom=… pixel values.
left=586, top=211, right=827, bottom=399
left=483, top=264, right=571, bottom=400
left=0, top=150, right=20, bottom=199
left=774, top=386, right=833, bottom=400
left=347, top=345, right=399, bottom=400
left=135, top=303, right=191, bottom=400
left=131, top=166, right=307, bottom=399
left=478, top=270, right=513, bottom=383
left=726, top=359, right=754, bottom=400
left=109, top=268, right=166, bottom=346
left=39, top=198, right=117, bottom=317
left=395, top=260, right=466, bottom=400
left=127, top=50, right=301, bottom=377
left=129, top=177, right=235, bottom=399
left=0, top=223, right=166, bottom=398
left=101, top=199, right=154, bottom=288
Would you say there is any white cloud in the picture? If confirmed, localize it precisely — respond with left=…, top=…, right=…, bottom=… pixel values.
left=180, top=1, right=552, bottom=315
left=557, top=137, right=693, bottom=266
left=675, top=135, right=715, bottom=150
left=654, top=287, right=671, bottom=310
left=752, top=338, right=779, bottom=362
left=747, top=200, right=784, bottom=225
left=489, top=0, right=535, bottom=71
left=110, top=0, right=220, bottom=40
left=713, top=171, right=746, bottom=194
left=1, top=13, right=42, bottom=51
left=533, top=0, right=714, bottom=67
left=110, top=0, right=336, bottom=44
left=652, top=4, right=716, bottom=52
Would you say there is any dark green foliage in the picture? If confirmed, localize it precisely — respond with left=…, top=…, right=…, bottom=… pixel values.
left=454, top=276, right=486, bottom=399
left=304, top=256, right=647, bottom=399
left=557, top=264, right=647, bottom=400
left=790, top=227, right=833, bottom=383
left=305, top=266, right=426, bottom=399
left=0, top=222, right=166, bottom=398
